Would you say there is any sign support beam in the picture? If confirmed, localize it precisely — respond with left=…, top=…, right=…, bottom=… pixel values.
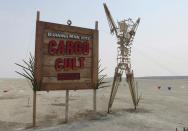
left=33, top=10, right=40, bottom=127
left=93, top=21, right=98, bottom=112
left=65, top=90, right=69, bottom=123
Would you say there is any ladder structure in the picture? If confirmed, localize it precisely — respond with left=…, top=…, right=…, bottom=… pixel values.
left=103, top=3, right=141, bottom=112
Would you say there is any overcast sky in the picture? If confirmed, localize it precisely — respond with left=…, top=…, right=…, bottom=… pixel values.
left=0, top=0, right=188, bottom=78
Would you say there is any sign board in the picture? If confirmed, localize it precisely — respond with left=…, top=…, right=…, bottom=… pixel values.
left=34, top=21, right=98, bottom=90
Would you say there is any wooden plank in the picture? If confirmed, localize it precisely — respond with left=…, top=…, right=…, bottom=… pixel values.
left=42, top=55, right=92, bottom=67
left=43, top=29, right=94, bottom=39
left=42, top=66, right=91, bottom=77
left=92, top=21, right=99, bottom=89
left=43, top=35, right=93, bottom=47
left=42, top=77, right=91, bottom=83
left=42, top=47, right=93, bottom=57
left=42, top=31, right=93, bottom=56
left=41, top=82, right=92, bottom=90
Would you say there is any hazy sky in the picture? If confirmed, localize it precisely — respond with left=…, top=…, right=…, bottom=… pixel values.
left=0, top=0, right=188, bottom=78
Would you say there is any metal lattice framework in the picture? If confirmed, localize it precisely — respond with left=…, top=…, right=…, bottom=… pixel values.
left=103, top=3, right=141, bottom=112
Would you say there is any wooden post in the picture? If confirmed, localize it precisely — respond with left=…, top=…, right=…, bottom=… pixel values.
left=93, top=21, right=98, bottom=112
left=93, top=89, right=96, bottom=112
left=36, top=11, right=40, bottom=22
left=65, top=90, right=69, bottom=123
left=95, top=21, right=98, bottom=30
left=136, top=81, right=138, bottom=104
left=33, top=91, right=36, bottom=127
left=33, top=11, right=40, bottom=127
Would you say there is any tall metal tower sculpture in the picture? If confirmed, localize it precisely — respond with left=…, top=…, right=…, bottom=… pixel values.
left=103, top=3, right=141, bottom=112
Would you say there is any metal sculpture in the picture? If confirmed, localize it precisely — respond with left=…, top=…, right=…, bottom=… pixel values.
left=103, top=3, right=141, bottom=112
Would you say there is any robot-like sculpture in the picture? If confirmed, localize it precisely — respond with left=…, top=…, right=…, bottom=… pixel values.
left=103, top=3, right=141, bottom=112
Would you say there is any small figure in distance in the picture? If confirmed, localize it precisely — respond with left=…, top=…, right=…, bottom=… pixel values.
left=157, top=86, right=161, bottom=90
left=168, top=86, right=172, bottom=90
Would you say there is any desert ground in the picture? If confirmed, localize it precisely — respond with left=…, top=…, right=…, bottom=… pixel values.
left=0, top=78, right=188, bottom=131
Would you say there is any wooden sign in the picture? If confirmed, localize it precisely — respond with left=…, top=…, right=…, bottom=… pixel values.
left=34, top=21, right=98, bottom=90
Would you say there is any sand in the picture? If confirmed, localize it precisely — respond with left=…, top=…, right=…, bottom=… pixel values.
left=0, top=78, right=188, bottom=131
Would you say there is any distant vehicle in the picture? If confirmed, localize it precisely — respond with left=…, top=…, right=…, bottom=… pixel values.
left=168, top=87, right=172, bottom=90
left=157, top=86, right=161, bottom=89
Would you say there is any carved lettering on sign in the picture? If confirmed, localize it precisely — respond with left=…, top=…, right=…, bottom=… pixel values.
left=48, top=39, right=89, bottom=73
left=48, top=40, right=89, bottom=55
left=55, top=57, right=85, bottom=71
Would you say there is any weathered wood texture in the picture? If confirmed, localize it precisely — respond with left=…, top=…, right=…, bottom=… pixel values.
left=42, top=67, right=91, bottom=77
left=34, top=20, right=98, bottom=90
left=92, top=21, right=99, bottom=89
left=43, top=56, right=92, bottom=66
left=33, top=11, right=40, bottom=128
left=93, top=21, right=98, bottom=112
